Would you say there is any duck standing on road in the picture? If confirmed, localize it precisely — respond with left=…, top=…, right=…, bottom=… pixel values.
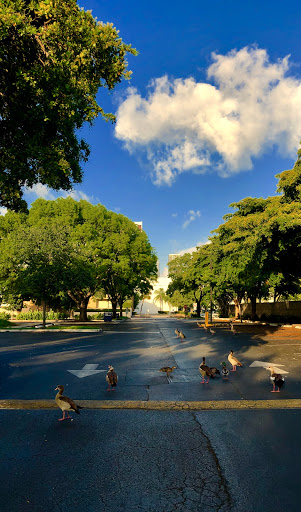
left=199, top=357, right=215, bottom=384
left=55, top=385, right=83, bottom=421
left=266, top=366, right=285, bottom=392
left=228, top=350, right=243, bottom=372
left=220, top=362, right=230, bottom=379
left=179, top=331, right=186, bottom=341
left=106, top=365, right=118, bottom=391
left=160, top=366, right=177, bottom=383
left=209, top=366, right=220, bottom=375
left=175, top=328, right=180, bottom=338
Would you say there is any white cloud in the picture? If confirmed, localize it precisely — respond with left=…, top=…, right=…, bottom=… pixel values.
left=23, top=184, right=97, bottom=204
left=115, top=46, right=301, bottom=185
left=24, top=183, right=56, bottom=200
left=182, top=209, right=201, bottom=229
left=171, top=212, right=178, bottom=217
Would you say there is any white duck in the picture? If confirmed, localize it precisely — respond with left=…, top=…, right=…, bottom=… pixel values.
left=228, top=350, right=243, bottom=372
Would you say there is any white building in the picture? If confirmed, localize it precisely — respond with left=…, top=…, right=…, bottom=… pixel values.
left=135, top=276, right=173, bottom=315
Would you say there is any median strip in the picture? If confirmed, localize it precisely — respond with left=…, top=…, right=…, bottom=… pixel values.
left=0, top=399, right=301, bottom=411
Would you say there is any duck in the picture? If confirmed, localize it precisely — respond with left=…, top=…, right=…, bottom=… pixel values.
left=179, top=331, right=186, bottom=340
left=230, top=322, right=236, bottom=334
left=203, top=325, right=209, bottom=332
left=175, top=328, right=180, bottom=338
left=209, top=367, right=220, bottom=375
left=220, top=362, right=230, bottom=379
left=199, top=357, right=215, bottom=384
left=266, top=366, right=285, bottom=392
left=55, top=385, right=83, bottom=421
left=209, top=328, right=216, bottom=335
left=228, top=350, right=243, bottom=372
left=106, top=365, right=118, bottom=391
left=159, top=366, right=177, bottom=382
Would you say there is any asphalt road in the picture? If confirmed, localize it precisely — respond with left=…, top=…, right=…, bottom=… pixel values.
left=0, top=317, right=300, bottom=511
left=0, top=317, right=300, bottom=400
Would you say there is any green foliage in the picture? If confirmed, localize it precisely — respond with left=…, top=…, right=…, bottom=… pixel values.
left=0, top=197, right=157, bottom=321
left=166, top=146, right=301, bottom=321
left=0, top=311, right=10, bottom=320
left=15, top=310, right=68, bottom=320
left=0, top=1, right=137, bottom=211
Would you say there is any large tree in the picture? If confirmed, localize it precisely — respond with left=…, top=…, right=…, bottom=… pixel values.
left=0, top=198, right=157, bottom=321
left=98, top=212, right=158, bottom=318
left=0, top=0, right=137, bottom=211
left=167, top=250, right=211, bottom=316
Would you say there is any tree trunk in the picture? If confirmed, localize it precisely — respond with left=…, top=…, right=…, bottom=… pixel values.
left=233, top=297, right=241, bottom=320
left=118, top=299, right=123, bottom=318
left=250, top=295, right=257, bottom=321
left=196, top=299, right=201, bottom=318
left=42, top=300, right=46, bottom=328
left=111, top=299, right=117, bottom=319
left=79, top=298, right=89, bottom=322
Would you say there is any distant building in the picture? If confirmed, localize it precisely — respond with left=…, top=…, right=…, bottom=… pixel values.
left=135, top=276, right=172, bottom=315
left=168, top=253, right=179, bottom=263
left=134, top=221, right=143, bottom=231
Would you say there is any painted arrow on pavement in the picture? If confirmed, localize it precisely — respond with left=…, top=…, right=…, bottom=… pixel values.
left=249, top=360, right=289, bottom=374
left=68, top=364, right=107, bottom=379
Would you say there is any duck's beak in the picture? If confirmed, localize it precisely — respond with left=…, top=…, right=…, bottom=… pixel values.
left=55, top=387, right=58, bottom=390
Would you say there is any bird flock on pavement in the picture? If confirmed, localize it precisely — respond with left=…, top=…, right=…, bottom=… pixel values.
left=54, top=323, right=286, bottom=421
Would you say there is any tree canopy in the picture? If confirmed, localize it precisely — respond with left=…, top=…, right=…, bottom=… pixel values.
left=0, top=0, right=137, bottom=211
left=0, top=198, right=157, bottom=320
left=167, top=147, right=301, bottom=320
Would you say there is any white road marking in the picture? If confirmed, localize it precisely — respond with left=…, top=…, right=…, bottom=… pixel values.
left=249, top=360, right=289, bottom=374
left=68, top=364, right=107, bottom=378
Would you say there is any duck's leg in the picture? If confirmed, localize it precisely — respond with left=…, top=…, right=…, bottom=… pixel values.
left=200, top=376, right=205, bottom=384
left=107, top=383, right=111, bottom=391
left=271, top=383, right=280, bottom=392
left=59, top=410, right=66, bottom=421
left=231, top=365, right=236, bottom=372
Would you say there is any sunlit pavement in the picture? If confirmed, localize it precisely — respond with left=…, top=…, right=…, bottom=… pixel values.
left=0, top=317, right=300, bottom=511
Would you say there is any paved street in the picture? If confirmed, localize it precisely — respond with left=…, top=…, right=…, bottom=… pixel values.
left=0, top=317, right=300, bottom=511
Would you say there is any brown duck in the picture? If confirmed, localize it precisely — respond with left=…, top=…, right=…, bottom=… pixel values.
left=106, top=365, right=118, bottom=391
left=199, top=357, right=215, bottom=384
left=55, top=385, right=83, bottom=421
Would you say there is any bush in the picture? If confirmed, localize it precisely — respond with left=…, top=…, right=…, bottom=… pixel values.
left=16, top=310, right=68, bottom=320
left=158, top=311, right=168, bottom=314
left=0, top=311, right=10, bottom=321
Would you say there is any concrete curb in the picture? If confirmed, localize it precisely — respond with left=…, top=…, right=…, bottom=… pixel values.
left=0, top=399, right=301, bottom=411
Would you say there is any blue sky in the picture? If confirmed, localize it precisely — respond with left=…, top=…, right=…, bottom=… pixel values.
left=22, top=1, right=301, bottom=274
